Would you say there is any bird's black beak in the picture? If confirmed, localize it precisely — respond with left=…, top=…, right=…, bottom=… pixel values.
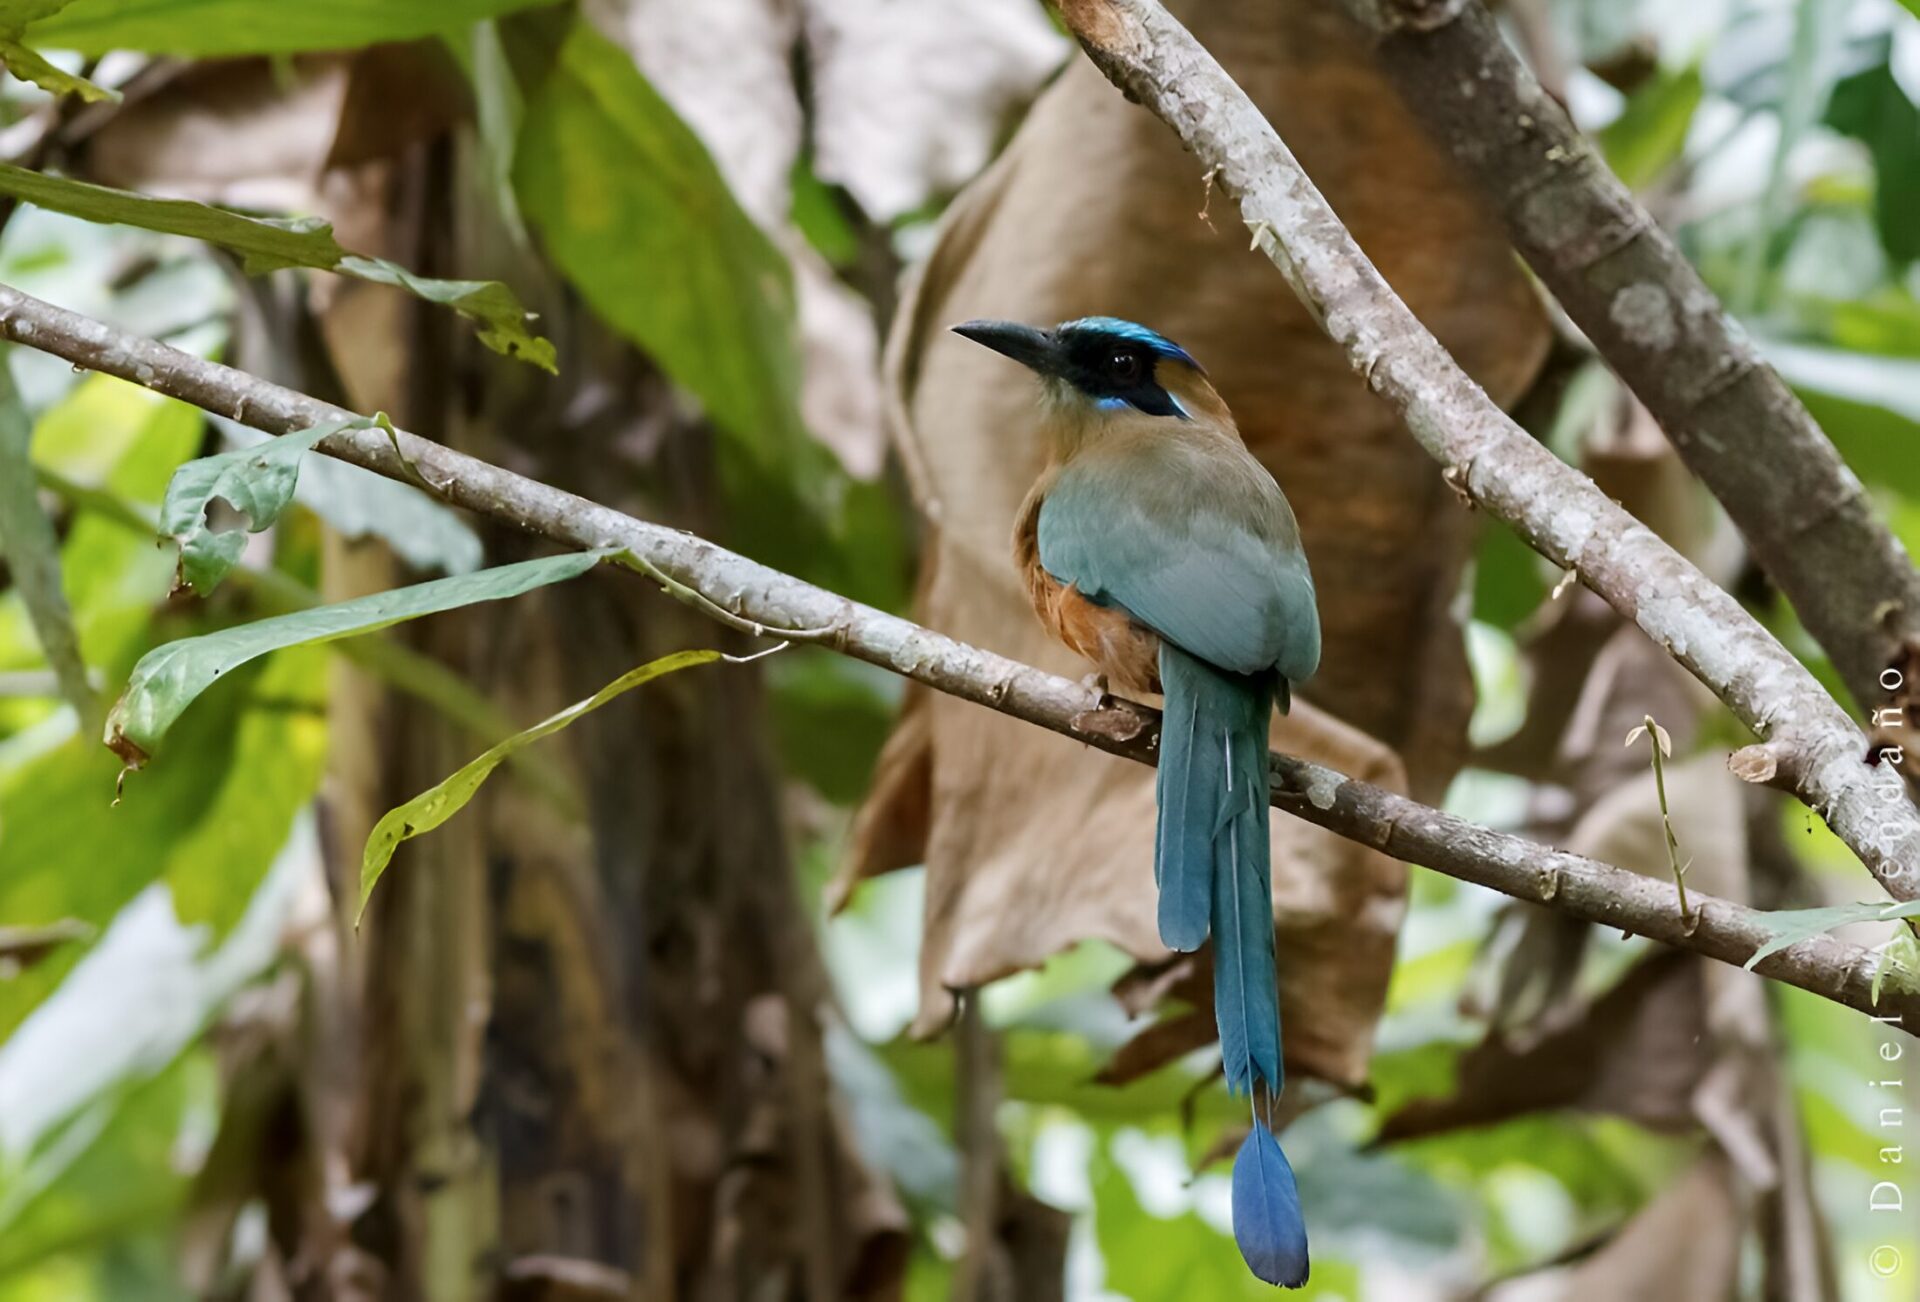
left=951, top=319, right=1058, bottom=376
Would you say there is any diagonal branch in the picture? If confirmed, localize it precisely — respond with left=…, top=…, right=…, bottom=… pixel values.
left=1051, top=0, right=1919, bottom=901
left=1339, top=0, right=1920, bottom=728
left=0, top=284, right=1911, bottom=1034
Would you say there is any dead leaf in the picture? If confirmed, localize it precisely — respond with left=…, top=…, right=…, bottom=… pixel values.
left=1485, top=1153, right=1743, bottom=1302
left=1728, top=743, right=1780, bottom=785
left=1467, top=619, right=1716, bottom=1034
left=802, top=0, right=1067, bottom=222
left=614, top=0, right=887, bottom=477
left=1622, top=717, right=1670, bottom=757
left=1378, top=952, right=1709, bottom=1142
left=845, top=0, right=1547, bottom=1088
left=794, top=246, right=886, bottom=479
left=1567, top=752, right=1748, bottom=903
left=87, top=56, right=349, bottom=212
left=615, top=0, right=802, bottom=231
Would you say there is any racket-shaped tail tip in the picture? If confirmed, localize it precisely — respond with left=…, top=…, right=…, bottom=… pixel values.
left=1232, top=1120, right=1309, bottom=1288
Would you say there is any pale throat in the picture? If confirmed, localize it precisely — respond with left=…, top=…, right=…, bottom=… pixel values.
left=1034, top=378, right=1199, bottom=457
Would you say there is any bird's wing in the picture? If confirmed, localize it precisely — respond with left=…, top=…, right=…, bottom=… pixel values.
left=1037, top=442, right=1320, bottom=682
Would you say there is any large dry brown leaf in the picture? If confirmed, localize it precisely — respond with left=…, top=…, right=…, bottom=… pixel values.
left=612, top=0, right=803, bottom=231
left=801, top=0, right=1067, bottom=223
left=1378, top=952, right=1710, bottom=1142
left=840, top=0, right=1548, bottom=1083
left=86, top=56, right=349, bottom=210
left=1485, top=1153, right=1743, bottom=1302
left=613, top=0, right=896, bottom=477
left=1566, top=750, right=1749, bottom=903
left=1466, top=622, right=1715, bottom=1034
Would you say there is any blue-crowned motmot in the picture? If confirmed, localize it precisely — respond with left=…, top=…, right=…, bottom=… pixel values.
left=954, top=316, right=1320, bottom=1288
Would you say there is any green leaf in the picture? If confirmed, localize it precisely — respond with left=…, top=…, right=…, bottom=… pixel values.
left=448, top=18, right=528, bottom=245
left=358, top=647, right=726, bottom=919
left=766, top=649, right=897, bottom=804
left=26, top=0, right=563, bottom=57
left=0, top=162, right=555, bottom=369
left=212, top=418, right=483, bottom=578
left=1758, top=337, right=1920, bottom=496
left=512, top=17, right=805, bottom=471
left=0, top=0, right=112, bottom=101
left=1744, top=901, right=1892, bottom=970
left=1872, top=929, right=1920, bottom=1004
left=340, top=255, right=555, bottom=371
left=0, top=822, right=314, bottom=1270
left=0, top=37, right=113, bottom=103
left=230, top=560, right=576, bottom=812
left=0, top=162, right=343, bottom=273
left=0, top=651, right=323, bottom=1040
left=0, top=356, right=94, bottom=723
left=1473, top=523, right=1550, bottom=630
left=1599, top=65, right=1703, bottom=191
left=1796, top=289, right=1920, bottom=357
left=106, top=549, right=609, bottom=764
left=1736, top=0, right=1850, bottom=308
left=160, top=415, right=382, bottom=596
left=1827, top=58, right=1920, bottom=266
left=0, top=1048, right=203, bottom=1276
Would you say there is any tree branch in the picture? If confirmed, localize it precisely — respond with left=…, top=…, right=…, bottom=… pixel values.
left=1340, top=0, right=1920, bottom=730
left=0, top=284, right=1911, bottom=1034
left=1051, top=0, right=1920, bottom=901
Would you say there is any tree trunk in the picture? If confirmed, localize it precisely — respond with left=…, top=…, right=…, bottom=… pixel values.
left=309, top=137, right=904, bottom=1302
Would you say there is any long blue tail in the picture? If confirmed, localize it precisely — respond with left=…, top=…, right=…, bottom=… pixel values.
left=1155, top=642, right=1309, bottom=1288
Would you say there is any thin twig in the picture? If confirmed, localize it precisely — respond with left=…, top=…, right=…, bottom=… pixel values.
left=1628, top=716, right=1692, bottom=922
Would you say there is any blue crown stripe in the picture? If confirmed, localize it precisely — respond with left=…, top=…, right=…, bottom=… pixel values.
left=1058, top=316, right=1203, bottom=372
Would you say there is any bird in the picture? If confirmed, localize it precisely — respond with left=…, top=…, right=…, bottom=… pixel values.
left=953, top=315, right=1320, bottom=1289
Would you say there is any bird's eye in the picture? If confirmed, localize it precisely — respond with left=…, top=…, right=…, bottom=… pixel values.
left=1109, top=349, right=1143, bottom=384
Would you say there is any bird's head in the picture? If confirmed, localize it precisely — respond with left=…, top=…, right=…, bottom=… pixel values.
left=951, top=317, right=1225, bottom=434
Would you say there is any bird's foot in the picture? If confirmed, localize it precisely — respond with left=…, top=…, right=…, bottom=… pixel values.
left=1080, top=670, right=1111, bottom=699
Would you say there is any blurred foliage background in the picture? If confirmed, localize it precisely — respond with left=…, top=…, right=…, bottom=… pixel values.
left=0, top=0, right=1917, bottom=1300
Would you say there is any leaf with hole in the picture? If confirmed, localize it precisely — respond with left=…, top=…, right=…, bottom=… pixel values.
left=358, top=648, right=727, bottom=920
left=209, top=417, right=482, bottom=578
left=106, top=550, right=610, bottom=765
left=160, top=415, right=384, bottom=596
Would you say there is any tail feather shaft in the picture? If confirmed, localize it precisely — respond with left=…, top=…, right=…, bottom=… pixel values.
left=1155, top=642, right=1282, bottom=1096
